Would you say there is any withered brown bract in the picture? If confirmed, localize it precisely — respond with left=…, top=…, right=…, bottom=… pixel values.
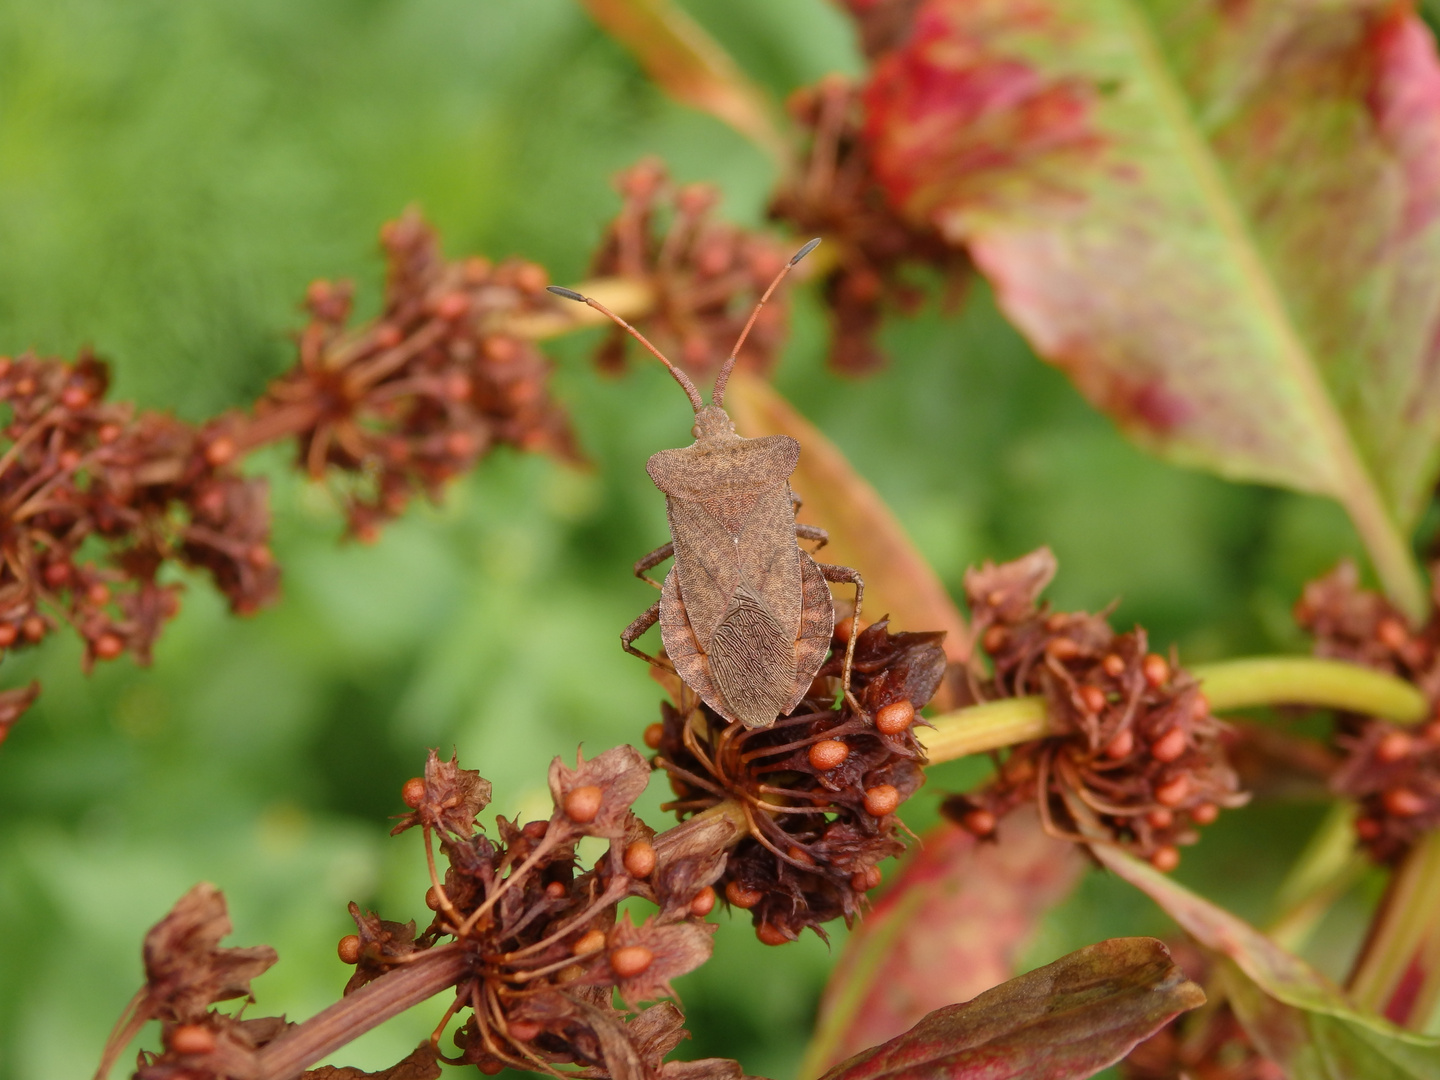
left=548, top=240, right=863, bottom=728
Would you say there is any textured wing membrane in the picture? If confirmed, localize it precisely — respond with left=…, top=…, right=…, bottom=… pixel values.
left=666, top=497, right=740, bottom=645
left=785, top=551, right=835, bottom=716
left=708, top=584, right=795, bottom=728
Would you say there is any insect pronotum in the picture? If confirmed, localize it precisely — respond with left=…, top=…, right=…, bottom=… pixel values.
left=548, top=239, right=864, bottom=729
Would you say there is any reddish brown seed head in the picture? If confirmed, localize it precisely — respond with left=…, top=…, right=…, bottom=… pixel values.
left=337, top=934, right=362, bottom=965
left=1078, top=685, right=1108, bottom=714
left=610, top=945, right=655, bottom=978
left=725, top=881, right=763, bottom=909
left=572, top=929, right=607, bottom=956
left=401, top=777, right=427, bottom=808
left=1150, top=727, right=1187, bottom=763
left=1376, top=731, right=1415, bottom=764
left=1189, top=802, right=1219, bottom=826
left=1377, top=617, right=1410, bottom=651
left=850, top=865, right=883, bottom=892
left=1150, top=846, right=1181, bottom=873
left=808, top=739, right=850, bottom=770
left=1142, top=654, right=1170, bottom=688
left=982, top=625, right=1008, bottom=653
left=690, top=886, right=717, bottom=917
left=93, top=633, right=125, bottom=661
left=864, top=784, right=901, bottom=817
left=1154, top=775, right=1191, bottom=808
left=755, top=923, right=790, bottom=946
left=875, top=700, right=916, bottom=735
left=1046, top=637, right=1081, bottom=660
left=168, top=1024, right=218, bottom=1056
left=564, top=785, right=604, bottom=824
left=624, top=840, right=657, bottom=878
left=643, top=722, right=664, bottom=749
left=508, top=1019, right=543, bottom=1043
left=1383, top=788, right=1427, bottom=818
left=204, top=436, right=237, bottom=468
left=1103, top=728, right=1135, bottom=760
left=1101, top=653, right=1126, bottom=678
left=962, top=808, right=997, bottom=837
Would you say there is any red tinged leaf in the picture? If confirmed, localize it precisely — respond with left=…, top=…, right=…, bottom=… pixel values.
left=804, top=807, right=1087, bottom=1074
left=862, top=0, right=1440, bottom=616
left=1093, top=845, right=1440, bottom=1077
left=817, top=937, right=1203, bottom=1080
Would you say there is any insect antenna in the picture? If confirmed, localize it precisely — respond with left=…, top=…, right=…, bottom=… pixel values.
left=546, top=286, right=704, bottom=412
left=711, top=238, right=821, bottom=409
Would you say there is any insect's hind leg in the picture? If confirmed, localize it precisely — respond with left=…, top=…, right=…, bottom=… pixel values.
left=633, top=542, right=675, bottom=589
left=817, top=563, right=864, bottom=713
left=621, top=600, right=671, bottom=670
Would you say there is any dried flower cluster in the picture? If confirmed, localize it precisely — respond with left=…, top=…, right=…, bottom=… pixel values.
left=768, top=76, right=969, bottom=374
left=587, top=160, right=795, bottom=378
left=108, top=748, right=764, bottom=1080
left=0, top=214, right=578, bottom=743
left=943, top=549, right=1247, bottom=870
left=647, top=619, right=946, bottom=943
left=219, top=211, right=578, bottom=541
left=0, top=351, right=276, bottom=743
left=1296, top=561, right=1440, bottom=862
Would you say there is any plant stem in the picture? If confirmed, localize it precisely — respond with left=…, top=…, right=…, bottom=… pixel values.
left=255, top=947, right=470, bottom=1080
left=1266, top=802, right=1366, bottom=955
left=917, top=655, right=1427, bottom=764
left=1348, top=831, right=1440, bottom=1030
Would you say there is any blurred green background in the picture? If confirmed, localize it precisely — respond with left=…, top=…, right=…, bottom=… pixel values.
left=0, top=1, right=1394, bottom=1077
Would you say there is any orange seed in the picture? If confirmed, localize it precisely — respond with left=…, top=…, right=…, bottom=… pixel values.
left=1376, top=731, right=1415, bottom=764
left=1150, top=727, right=1187, bottom=763
left=756, top=923, right=790, bottom=946
left=1154, top=775, right=1191, bottom=808
left=808, top=739, right=850, bottom=770
left=1150, top=846, right=1181, bottom=872
left=1142, top=654, right=1170, bottom=688
left=643, top=722, right=664, bottom=749
left=508, top=1019, right=543, bottom=1042
left=624, top=840, right=657, bottom=878
left=864, top=784, right=901, bottom=817
left=1189, top=802, right=1219, bottom=825
left=875, top=700, right=916, bottom=735
left=1102, top=653, right=1126, bottom=678
left=564, top=785, right=604, bottom=824
left=610, top=945, right=654, bottom=978
left=689, top=886, right=717, bottom=917
left=1079, top=685, right=1108, bottom=714
left=982, top=625, right=1008, bottom=653
left=962, top=808, right=996, bottom=836
left=401, top=777, right=427, bottom=808
left=725, top=881, right=763, bottom=909
left=572, top=929, right=607, bottom=956
left=168, top=1024, right=218, bottom=1055
left=337, top=934, right=362, bottom=965
left=1384, top=788, right=1426, bottom=817
left=1103, top=729, right=1134, bottom=760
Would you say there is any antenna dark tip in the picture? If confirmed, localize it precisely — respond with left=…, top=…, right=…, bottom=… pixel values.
left=790, top=238, right=822, bottom=266
left=547, top=285, right=587, bottom=302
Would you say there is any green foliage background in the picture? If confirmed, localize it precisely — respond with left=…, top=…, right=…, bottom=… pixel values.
left=0, top=1, right=1395, bottom=1077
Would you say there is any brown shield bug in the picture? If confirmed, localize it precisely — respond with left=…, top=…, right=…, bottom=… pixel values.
left=548, top=239, right=864, bottom=729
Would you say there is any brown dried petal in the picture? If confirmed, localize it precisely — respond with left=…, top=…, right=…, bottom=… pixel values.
left=604, top=914, right=715, bottom=1009
left=0, top=681, right=40, bottom=747
left=549, top=745, right=652, bottom=839
left=142, top=884, right=278, bottom=1024
left=343, top=902, right=419, bottom=995
left=301, top=1043, right=441, bottom=1080
left=964, top=548, right=1058, bottom=625
left=661, top=1060, right=758, bottom=1080
left=390, top=749, right=492, bottom=838
left=650, top=810, right=738, bottom=920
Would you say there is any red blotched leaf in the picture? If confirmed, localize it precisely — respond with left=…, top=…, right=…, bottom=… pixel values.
left=805, top=807, right=1087, bottom=1074
left=818, top=937, right=1203, bottom=1080
left=1094, top=844, right=1440, bottom=1078
left=863, top=0, right=1440, bottom=615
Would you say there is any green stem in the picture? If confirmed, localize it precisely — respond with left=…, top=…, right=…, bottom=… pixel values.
left=1349, top=831, right=1440, bottom=1030
left=917, top=655, right=1426, bottom=764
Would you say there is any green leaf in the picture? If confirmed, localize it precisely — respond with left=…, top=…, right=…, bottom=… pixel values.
left=862, top=0, right=1440, bottom=616
left=1093, top=844, right=1440, bottom=1078
left=818, top=937, right=1203, bottom=1080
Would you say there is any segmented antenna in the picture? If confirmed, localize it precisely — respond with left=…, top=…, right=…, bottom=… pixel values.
left=711, top=238, right=821, bottom=409
left=546, top=286, right=705, bottom=412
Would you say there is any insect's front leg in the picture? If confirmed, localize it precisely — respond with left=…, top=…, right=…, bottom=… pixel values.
left=633, top=542, right=675, bottom=589
left=621, top=600, right=670, bottom=670
left=795, top=523, right=828, bottom=552
left=818, top=563, right=864, bottom=713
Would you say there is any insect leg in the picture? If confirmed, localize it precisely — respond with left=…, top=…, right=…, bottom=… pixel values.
left=794, top=523, right=828, bottom=552
left=621, top=601, right=669, bottom=669
left=817, top=563, right=865, bottom=713
left=633, top=542, right=675, bottom=589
